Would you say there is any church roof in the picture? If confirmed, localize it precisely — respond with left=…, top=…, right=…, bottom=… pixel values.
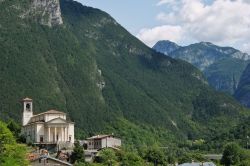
left=33, top=110, right=66, bottom=117
left=45, top=110, right=66, bottom=114
left=22, top=97, right=33, bottom=101
left=45, top=117, right=74, bottom=124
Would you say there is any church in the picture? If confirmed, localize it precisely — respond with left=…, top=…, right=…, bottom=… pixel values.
left=21, top=98, right=74, bottom=145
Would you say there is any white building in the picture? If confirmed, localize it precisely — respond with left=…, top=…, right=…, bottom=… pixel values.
left=86, top=134, right=121, bottom=150
left=21, top=98, right=74, bottom=145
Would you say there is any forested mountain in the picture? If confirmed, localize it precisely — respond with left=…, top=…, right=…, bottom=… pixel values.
left=153, top=41, right=250, bottom=94
left=0, top=0, right=249, bottom=148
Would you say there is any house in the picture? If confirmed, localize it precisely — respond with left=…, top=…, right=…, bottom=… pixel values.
left=86, top=134, right=121, bottom=150
left=21, top=98, right=74, bottom=145
left=83, top=134, right=121, bottom=162
left=30, top=155, right=72, bottom=166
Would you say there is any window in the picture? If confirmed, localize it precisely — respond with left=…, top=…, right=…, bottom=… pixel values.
left=69, top=135, right=72, bottom=142
left=26, top=103, right=30, bottom=111
left=40, top=136, right=44, bottom=142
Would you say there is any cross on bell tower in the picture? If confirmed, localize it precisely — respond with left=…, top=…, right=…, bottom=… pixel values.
left=22, top=97, right=33, bottom=126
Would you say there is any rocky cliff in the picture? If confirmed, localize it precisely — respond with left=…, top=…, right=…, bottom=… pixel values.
left=19, top=0, right=63, bottom=27
left=235, top=64, right=250, bottom=108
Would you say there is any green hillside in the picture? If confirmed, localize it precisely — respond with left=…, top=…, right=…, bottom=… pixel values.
left=0, top=0, right=249, bottom=149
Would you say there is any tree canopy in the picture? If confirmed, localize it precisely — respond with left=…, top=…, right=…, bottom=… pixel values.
left=0, top=121, right=28, bottom=166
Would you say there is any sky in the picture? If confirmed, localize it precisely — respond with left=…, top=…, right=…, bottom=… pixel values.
left=76, top=0, right=250, bottom=54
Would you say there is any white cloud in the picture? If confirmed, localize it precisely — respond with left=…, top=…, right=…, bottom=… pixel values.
left=156, top=0, right=175, bottom=6
left=242, top=42, right=250, bottom=54
left=139, top=0, right=250, bottom=53
left=136, top=25, right=183, bottom=47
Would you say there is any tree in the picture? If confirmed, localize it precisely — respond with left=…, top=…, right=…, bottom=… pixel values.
left=120, top=151, right=145, bottom=166
left=6, top=120, right=26, bottom=143
left=71, top=141, right=85, bottom=164
left=239, top=159, right=250, bottom=166
left=98, top=148, right=118, bottom=166
left=221, top=143, right=242, bottom=166
left=0, top=121, right=28, bottom=166
left=144, top=146, right=167, bottom=165
left=167, top=155, right=176, bottom=165
left=178, top=154, right=192, bottom=164
left=7, top=120, right=21, bottom=139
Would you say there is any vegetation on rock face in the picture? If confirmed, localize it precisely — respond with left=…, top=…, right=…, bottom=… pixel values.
left=0, top=0, right=249, bottom=154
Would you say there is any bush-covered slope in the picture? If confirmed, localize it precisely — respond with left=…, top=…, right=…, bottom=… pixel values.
left=0, top=0, right=248, bottom=147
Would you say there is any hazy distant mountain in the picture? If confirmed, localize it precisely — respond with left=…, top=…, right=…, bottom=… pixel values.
left=153, top=41, right=250, bottom=94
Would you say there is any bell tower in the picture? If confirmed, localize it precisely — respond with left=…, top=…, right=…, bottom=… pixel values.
left=22, top=97, right=33, bottom=126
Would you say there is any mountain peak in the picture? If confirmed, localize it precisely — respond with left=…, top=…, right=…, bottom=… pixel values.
left=199, top=41, right=215, bottom=47
left=155, top=40, right=179, bottom=46
left=153, top=40, right=181, bottom=55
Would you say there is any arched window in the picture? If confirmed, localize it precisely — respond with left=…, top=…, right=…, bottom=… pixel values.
left=26, top=103, right=31, bottom=111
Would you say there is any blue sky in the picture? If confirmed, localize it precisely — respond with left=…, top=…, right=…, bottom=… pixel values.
left=76, top=0, right=162, bottom=34
left=76, top=0, right=250, bottom=53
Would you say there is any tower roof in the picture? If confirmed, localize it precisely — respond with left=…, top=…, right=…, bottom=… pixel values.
left=22, top=97, right=33, bottom=101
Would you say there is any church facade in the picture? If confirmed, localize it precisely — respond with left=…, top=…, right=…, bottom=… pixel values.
left=21, top=98, right=74, bottom=144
